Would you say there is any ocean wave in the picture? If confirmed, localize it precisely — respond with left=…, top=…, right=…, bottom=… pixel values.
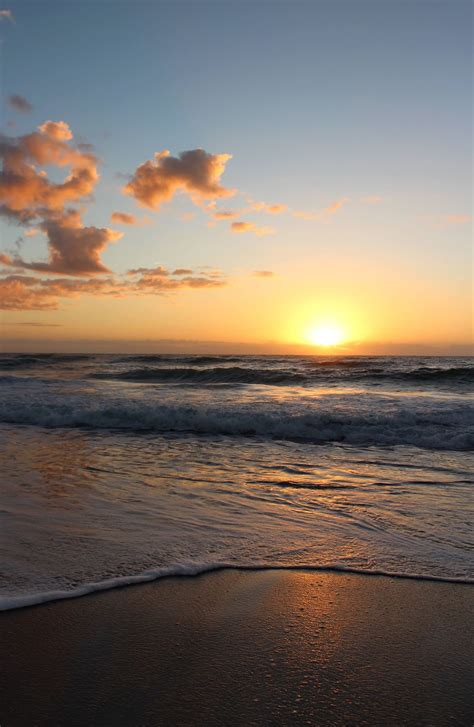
left=391, top=366, right=474, bottom=382
left=1, top=562, right=472, bottom=612
left=0, top=354, right=92, bottom=369
left=92, top=365, right=307, bottom=385
left=115, top=355, right=245, bottom=366
left=1, top=396, right=472, bottom=450
left=89, top=363, right=474, bottom=386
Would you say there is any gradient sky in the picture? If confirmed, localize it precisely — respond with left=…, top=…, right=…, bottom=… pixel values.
left=0, top=0, right=472, bottom=353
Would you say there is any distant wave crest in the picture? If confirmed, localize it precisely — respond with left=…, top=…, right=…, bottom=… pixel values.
left=90, top=363, right=474, bottom=386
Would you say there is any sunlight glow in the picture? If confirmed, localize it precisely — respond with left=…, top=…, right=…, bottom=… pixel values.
left=307, top=323, right=346, bottom=347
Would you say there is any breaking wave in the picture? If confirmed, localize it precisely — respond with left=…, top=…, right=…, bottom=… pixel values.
left=1, top=394, right=472, bottom=450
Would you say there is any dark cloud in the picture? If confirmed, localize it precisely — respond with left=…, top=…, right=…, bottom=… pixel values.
left=8, top=94, right=33, bottom=114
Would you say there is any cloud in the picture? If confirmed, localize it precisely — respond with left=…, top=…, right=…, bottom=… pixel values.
left=292, top=210, right=316, bottom=220
left=248, top=200, right=287, bottom=214
left=127, top=265, right=226, bottom=291
left=0, top=275, right=66, bottom=310
left=231, top=221, right=275, bottom=236
left=265, top=203, right=287, bottom=214
left=6, top=214, right=122, bottom=275
left=438, top=214, right=471, bottom=227
left=0, top=265, right=227, bottom=310
left=38, top=120, right=73, bottom=141
left=110, top=211, right=138, bottom=225
left=124, top=148, right=235, bottom=211
left=8, top=94, right=33, bottom=114
left=212, top=209, right=240, bottom=219
left=0, top=122, right=98, bottom=222
left=4, top=321, right=63, bottom=327
left=253, top=270, right=275, bottom=278
left=292, top=197, right=348, bottom=222
left=361, top=195, right=382, bottom=205
left=0, top=9, right=13, bottom=22
left=316, top=197, right=348, bottom=219
left=0, top=121, right=125, bottom=275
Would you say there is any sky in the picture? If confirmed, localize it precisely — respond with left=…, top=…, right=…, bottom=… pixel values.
left=0, top=0, right=472, bottom=354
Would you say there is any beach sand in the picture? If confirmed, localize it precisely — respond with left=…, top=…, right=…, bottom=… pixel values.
left=2, top=569, right=473, bottom=726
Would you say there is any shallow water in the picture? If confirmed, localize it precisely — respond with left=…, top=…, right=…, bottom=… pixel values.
left=1, top=354, right=473, bottom=609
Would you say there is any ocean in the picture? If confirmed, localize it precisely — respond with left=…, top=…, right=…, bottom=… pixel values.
left=1, top=353, right=472, bottom=610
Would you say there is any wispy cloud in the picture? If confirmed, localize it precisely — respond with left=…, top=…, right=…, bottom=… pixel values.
left=0, top=265, right=227, bottom=310
left=253, top=270, right=275, bottom=278
left=8, top=94, right=33, bottom=113
left=292, top=197, right=349, bottom=221
left=0, top=9, right=13, bottom=22
left=3, top=320, right=63, bottom=327
left=247, top=200, right=287, bottom=215
left=231, top=221, right=275, bottom=236
left=361, top=195, right=382, bottom=205
left=437, top=214, right=471, bottom=228
left=212, top=209, right=241, bottom=220
left=110, top=211, right=138, bottom=225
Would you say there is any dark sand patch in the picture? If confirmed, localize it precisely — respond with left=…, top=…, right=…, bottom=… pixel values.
left=1, top=569, right=473, bottom=726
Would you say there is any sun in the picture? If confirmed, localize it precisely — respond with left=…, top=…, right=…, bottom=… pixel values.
left=307, top=323, right=346, bottom=347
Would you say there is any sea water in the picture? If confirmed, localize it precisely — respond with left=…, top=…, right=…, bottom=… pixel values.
left=1, top=354, right=472, bottom=609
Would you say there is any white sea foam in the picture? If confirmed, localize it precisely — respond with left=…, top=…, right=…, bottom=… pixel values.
left=1, top=424, right=472, bottom=611
left=0, top=379, right=472, bottom=449
left=1, top=562, right=472, bottom=612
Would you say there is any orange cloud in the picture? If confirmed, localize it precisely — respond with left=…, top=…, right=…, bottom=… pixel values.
left=0, top=122, right=125, bottom=275
left=231, top=221, right=275, bottom=236
left=292, top=210, right=316, bottom=220
left=38, top=120, right=73, bottom=141
left=292, top=197, right=348, bottom=222
left=212, top=209, right=240, bottom=219
left=127, top=265, right=226, bottom=291
left=8, top=94, right=33, bottom=114
left=124, top=148, right=235, bottom=211
left=438, top=215, right=471, bottom=227
left=0, top=9, right=13, bottom=22
left=253, top=270, right=275, bottom=277
left=110, top=211, right=138, bottom=225
left=0, top=122, right=98, bottom=222
left=0, top=265, right=227, bottom=310
left=265, top=203, right=287, bottom=214
left=248, top=200, right=287, bottom=214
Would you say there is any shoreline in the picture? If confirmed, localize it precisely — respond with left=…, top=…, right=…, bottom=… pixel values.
left=2, top=563, right=473, bottom=613
left=2, top=568, right=473, bottom=726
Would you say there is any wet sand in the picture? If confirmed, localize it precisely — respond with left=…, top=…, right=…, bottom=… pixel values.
left=1, top=569, right=473, bottom=726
